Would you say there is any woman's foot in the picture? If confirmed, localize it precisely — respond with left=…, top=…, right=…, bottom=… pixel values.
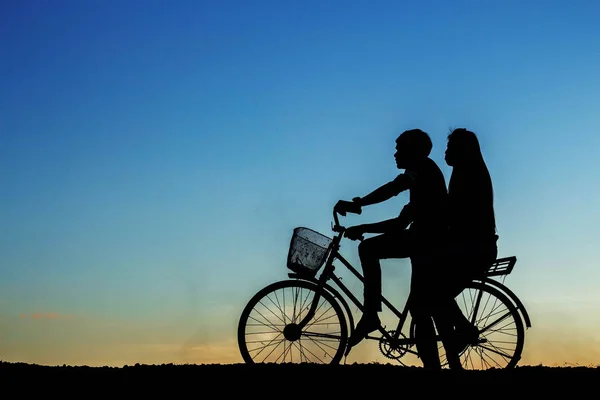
left=454, top=323, right=479, bottom=354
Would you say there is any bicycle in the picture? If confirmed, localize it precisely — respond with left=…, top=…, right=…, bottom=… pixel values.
left=237, top=208, right=532, bottom=369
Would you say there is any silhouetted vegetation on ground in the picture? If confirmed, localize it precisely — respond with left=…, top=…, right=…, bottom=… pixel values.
left=2, top=361, right=599, bottom=395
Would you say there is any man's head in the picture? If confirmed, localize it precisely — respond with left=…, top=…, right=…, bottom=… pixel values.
left=394, top=129, right=433, bottom=169
left=445, top=128, right=483, bottom=167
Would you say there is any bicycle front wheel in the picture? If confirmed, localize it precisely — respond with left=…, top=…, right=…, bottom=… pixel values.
left=237, top=279, right=348, bottom=364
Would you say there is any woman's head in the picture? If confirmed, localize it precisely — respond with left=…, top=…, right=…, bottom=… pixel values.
left=445, top=128, right=484, bottom=167
left=445, top=128, right=496, bottom=236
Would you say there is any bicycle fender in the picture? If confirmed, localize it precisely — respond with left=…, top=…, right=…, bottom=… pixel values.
left=480, top=278, right=532, bottom=328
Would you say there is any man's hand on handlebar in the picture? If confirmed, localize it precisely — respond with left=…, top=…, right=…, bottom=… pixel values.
left=334, top=198, right=362, bottom=216
left=344, top=225, right=365, bottom=241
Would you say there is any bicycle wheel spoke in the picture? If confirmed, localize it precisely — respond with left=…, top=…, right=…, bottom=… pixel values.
left=295, top=287, right=307, bottom=322
left=250, top=305, right=284, bottom=330
left=250, top=334, right=285, bottom=361
left=299, top=287, right=316, bottom=315
left=282, top=289, right=287, bottom=324
left=245, top=331, right=283, bottom=338
left=304, top=305, right=337, bottom=330
left=264, top=294, right=287, bottom=325
left=276, top=340, right=293, bottom=363
left=273, top=290, right=286, bottom=325
left=247, top=335, right=283, bottom=350
left=464, top=347, right=476, bottom=369
left=477, top=290, right=498, bottom=328
left=292, top=340, right=308, bottom=363
left=477, top=345, right=504, bottom=368
left=294, top=340, right=307, bottom=363
left=479, top=310, right=513, bottom=335
left=477, top=342, right=514, bottom=360
left=258, top=299, right=286, bottom=326
left=248, top=312, right=282, bottom=333
left=474, top=347, right=493, bottom=369
left=292, top=286, right=300, bottom=323
left=475, top=301, right=506, bottom=327
left=296, top=338, right=326, bottom=363
left=301, top=296, right=329, bottom=326
left=302, top=331, right=342, bottom=340
left=260, top=338, right=286, bottom=362
left=304, top=334, right=337, bottom=360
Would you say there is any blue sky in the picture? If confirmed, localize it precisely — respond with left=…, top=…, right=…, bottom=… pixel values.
left=2, top=0, right=600, bottom=366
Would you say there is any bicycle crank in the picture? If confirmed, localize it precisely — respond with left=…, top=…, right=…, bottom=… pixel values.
left=378, top=330, right=410, bottom=360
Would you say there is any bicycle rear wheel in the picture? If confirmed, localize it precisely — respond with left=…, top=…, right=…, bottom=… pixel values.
left=410, top=281, right=525, bottom=370
left=237, top=279, right=348, bottom=364
left=453, top=281, right=525, bottom=369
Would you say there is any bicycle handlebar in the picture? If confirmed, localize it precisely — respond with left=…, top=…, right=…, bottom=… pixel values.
left=333, top=207, right=364, bottom=241
left=333, top=210, right=342, bottom=230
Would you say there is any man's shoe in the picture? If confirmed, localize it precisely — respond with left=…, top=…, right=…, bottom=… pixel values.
left=347, top=313, right=381, bottom=349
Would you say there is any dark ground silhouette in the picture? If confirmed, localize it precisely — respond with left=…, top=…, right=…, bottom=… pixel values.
left=2, top=361, right=599, bottom=395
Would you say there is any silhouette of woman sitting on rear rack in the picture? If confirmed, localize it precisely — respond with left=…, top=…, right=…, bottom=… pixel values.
left=412, top=127, right=499, bottom=369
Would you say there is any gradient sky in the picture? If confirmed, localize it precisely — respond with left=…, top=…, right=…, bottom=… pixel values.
left=2, top=0, right=600, bottom=367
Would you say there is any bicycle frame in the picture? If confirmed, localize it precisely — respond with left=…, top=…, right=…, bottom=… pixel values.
left=292, top=211, right=424, bottom=353
left=292, top=210, right=531, bottom=354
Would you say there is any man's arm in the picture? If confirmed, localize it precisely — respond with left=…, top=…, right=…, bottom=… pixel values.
left=359, top=203, right=414, bottom=234
left=354, top=173, right=413, bottom=207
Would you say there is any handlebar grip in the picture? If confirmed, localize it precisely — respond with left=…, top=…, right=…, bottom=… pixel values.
left=346, top=202, right=362, bottom=215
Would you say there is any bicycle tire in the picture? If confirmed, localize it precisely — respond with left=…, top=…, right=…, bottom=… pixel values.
left=238, top=279, right=349, bottom=364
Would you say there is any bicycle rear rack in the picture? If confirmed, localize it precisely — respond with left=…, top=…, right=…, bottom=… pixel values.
left=485, top=256, right=517, bottom=277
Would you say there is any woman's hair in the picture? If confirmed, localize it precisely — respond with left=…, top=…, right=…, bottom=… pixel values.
left=447, top=128, right=484, bottom=164
left=447, top=128, right=497, bottom=235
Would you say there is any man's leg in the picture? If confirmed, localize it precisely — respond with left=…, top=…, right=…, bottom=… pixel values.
left=358, top=237, right=383, bottom=317
left=409, top=257, right=442, bottom=369
left=347, top=231, right=413, bottom=348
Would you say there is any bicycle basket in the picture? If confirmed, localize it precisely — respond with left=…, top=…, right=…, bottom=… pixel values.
left=287, top=227, right=333, bottom=276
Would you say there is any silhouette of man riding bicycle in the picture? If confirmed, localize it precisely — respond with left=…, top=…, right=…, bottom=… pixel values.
left=238, top=127, right=531, bottom=370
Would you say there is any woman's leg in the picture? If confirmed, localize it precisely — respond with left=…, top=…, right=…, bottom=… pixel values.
left=432, top=302, right=463, bottom=369
left=446, top=242, right=499, bottom=353
left=410, top=298, right=441, bottom=369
